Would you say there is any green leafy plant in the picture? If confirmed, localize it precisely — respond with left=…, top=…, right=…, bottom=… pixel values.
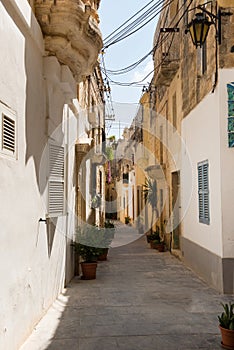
left=74, top=243, right=103, bottom=262
left=104, top=220, right=115, bottom=229
left=143, top=177, right=159, bottom=233
left=105, top=146, right=114, bottom=161
left=72, top=225, right=105, bottom=262
left=125, top=216, right=131, bottom=224
left=218, top=302, right=234, bottom=330
left=147, top=230, right=160, bottom=242
left=91, top=194, right=101, bottom=209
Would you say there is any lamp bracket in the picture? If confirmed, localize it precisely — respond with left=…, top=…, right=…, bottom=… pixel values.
left=197, top=5, right=232, bottom=21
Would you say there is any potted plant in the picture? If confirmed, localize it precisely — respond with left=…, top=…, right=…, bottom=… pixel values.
left=125, top=216, right=131, bottom=225
left=157, top=240, right=165, bottom=252
left=143, top=177, right=159, bottom=234
left=98, top=220, right=115, bottom=261
left=72, top=225, right=104, bottom=279
left=146, top=226, right=160, bottom=243
left=218, top=302, right=234, bottom=349
left=147, top=230, right=160, bottom=247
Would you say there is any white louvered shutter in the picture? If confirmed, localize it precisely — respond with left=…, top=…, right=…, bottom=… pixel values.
left=48, top=143, right=65, bottom=217
left=198, top=161, right=210, bottom=225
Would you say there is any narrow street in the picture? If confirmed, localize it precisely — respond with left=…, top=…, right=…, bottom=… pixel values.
left=20, top=223, right=228, bottom=350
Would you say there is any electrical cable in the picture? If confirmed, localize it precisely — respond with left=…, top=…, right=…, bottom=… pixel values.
left=104, top=1, right=165, bottom=47
left=103, top=0, right=158, bottom=42
left=104, top=0, right=173, bottom=49
left=101, top=1, right=174, bottom=78
left=101, top=0, right=194, bottom=87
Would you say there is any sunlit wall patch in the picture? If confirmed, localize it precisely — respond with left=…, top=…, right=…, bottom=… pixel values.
left=227, top=83, right=234, bottom=147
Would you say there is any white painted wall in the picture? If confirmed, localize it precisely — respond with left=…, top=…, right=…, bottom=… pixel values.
left=0, top=2, right=78, bottom=349
left=181, top=69, right=234, bottom=259
left=181, top=83, right=222, bottom=257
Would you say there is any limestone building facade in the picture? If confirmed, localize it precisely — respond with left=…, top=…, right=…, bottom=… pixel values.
left=145, top=0, right=234, bottom=293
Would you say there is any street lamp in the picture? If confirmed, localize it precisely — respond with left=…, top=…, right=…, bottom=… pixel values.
left=186, top=6, right=232, bottom=48
left=186, top=12, right=212, bottom=48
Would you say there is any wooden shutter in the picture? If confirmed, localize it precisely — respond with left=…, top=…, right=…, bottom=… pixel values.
left=2, top=114, right=15, bottom=153
left=48, top=143, right=64, bottom=217
left=198, top=161, right=210, bottom=225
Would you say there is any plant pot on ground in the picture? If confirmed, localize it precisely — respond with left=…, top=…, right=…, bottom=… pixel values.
left=73, top=242, right=103, bottom=280
left=150, top=239, right=161, bottom=249
left=98, top=248, right=109, bottom=261
left=157, top=242, right=165, bottom=252
left=72, top=225, right=105, bottom=280
left=147, top=230, right=160, bottom=244
left=98, top=220, right=115, bottom=261
left=125, top=216, right=131, bottom=225
left=218, top=302, right=234, bottom=349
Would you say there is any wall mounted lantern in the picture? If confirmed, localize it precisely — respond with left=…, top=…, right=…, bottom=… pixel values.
left=186, top=12, right=212, bottom=47
left=186, top=6, right=232, bottom=47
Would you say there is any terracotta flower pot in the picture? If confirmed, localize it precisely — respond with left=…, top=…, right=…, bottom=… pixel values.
left=98, top=248, right=109, bottom=261
left=150, top=241, right=160, bottom=249
left=158, top=243, right=165, bottom=252
left=146, top=235, right=151, bottom=243
left=80, top=262, right=97, bottom=280
left=219, top=326, right=234, bottom=349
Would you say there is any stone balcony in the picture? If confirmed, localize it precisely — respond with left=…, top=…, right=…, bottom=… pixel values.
left=153, top=23, right=180, bottom=86
left=154, top=58, right=180, bottom=86
left=34, top=0, right=103, bottom=82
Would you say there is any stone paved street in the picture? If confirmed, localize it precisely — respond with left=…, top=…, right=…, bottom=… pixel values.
left=20, top=224, right=231, bottom=350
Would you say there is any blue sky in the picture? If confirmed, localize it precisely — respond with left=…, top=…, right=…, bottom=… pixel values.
left=99, top=0, right=159, bottom=137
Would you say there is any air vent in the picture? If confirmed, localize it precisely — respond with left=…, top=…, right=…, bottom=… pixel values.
left=2, top=114, right=15, bottom=153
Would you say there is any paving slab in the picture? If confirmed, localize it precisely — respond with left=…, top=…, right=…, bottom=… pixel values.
left=20, top=223, right=232, bottom=350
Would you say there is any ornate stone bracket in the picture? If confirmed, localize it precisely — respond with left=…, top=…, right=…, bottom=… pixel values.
left=35, top=0, right=103, bottom=82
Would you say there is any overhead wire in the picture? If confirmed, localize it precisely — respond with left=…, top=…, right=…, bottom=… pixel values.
left=103, top=0, right=173, bottom=49
left=104, top=1, right=164, bottom=48
left=101, top=52, right=116, bottom=133
left=101, top=0, right=172, bottom=82
left=101, top=0, right=194, bottom=87
left=102, top=0, right=194, bottom=135
left=103, top=0, right=157, bottom=43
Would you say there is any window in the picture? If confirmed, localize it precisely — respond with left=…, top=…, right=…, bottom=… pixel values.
left=183, top=0, right=188, bottom=25
left=198, top=160, right=210, bottom=225
left=160, top=189, right=164, bottom=210
left=201, top=42, right=207, bottom=75
left=172, top=93, right=177, bottom=129
left=48, top=143, right=65, bottom=217
left=123, top=173, right=129, bottom=184
left=160, top=125, right=163, bottom=163
left=0, top=102, right=17, bottom=158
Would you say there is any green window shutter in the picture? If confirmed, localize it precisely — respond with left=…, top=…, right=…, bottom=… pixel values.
left=198, top=161, right=210, bottom=225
